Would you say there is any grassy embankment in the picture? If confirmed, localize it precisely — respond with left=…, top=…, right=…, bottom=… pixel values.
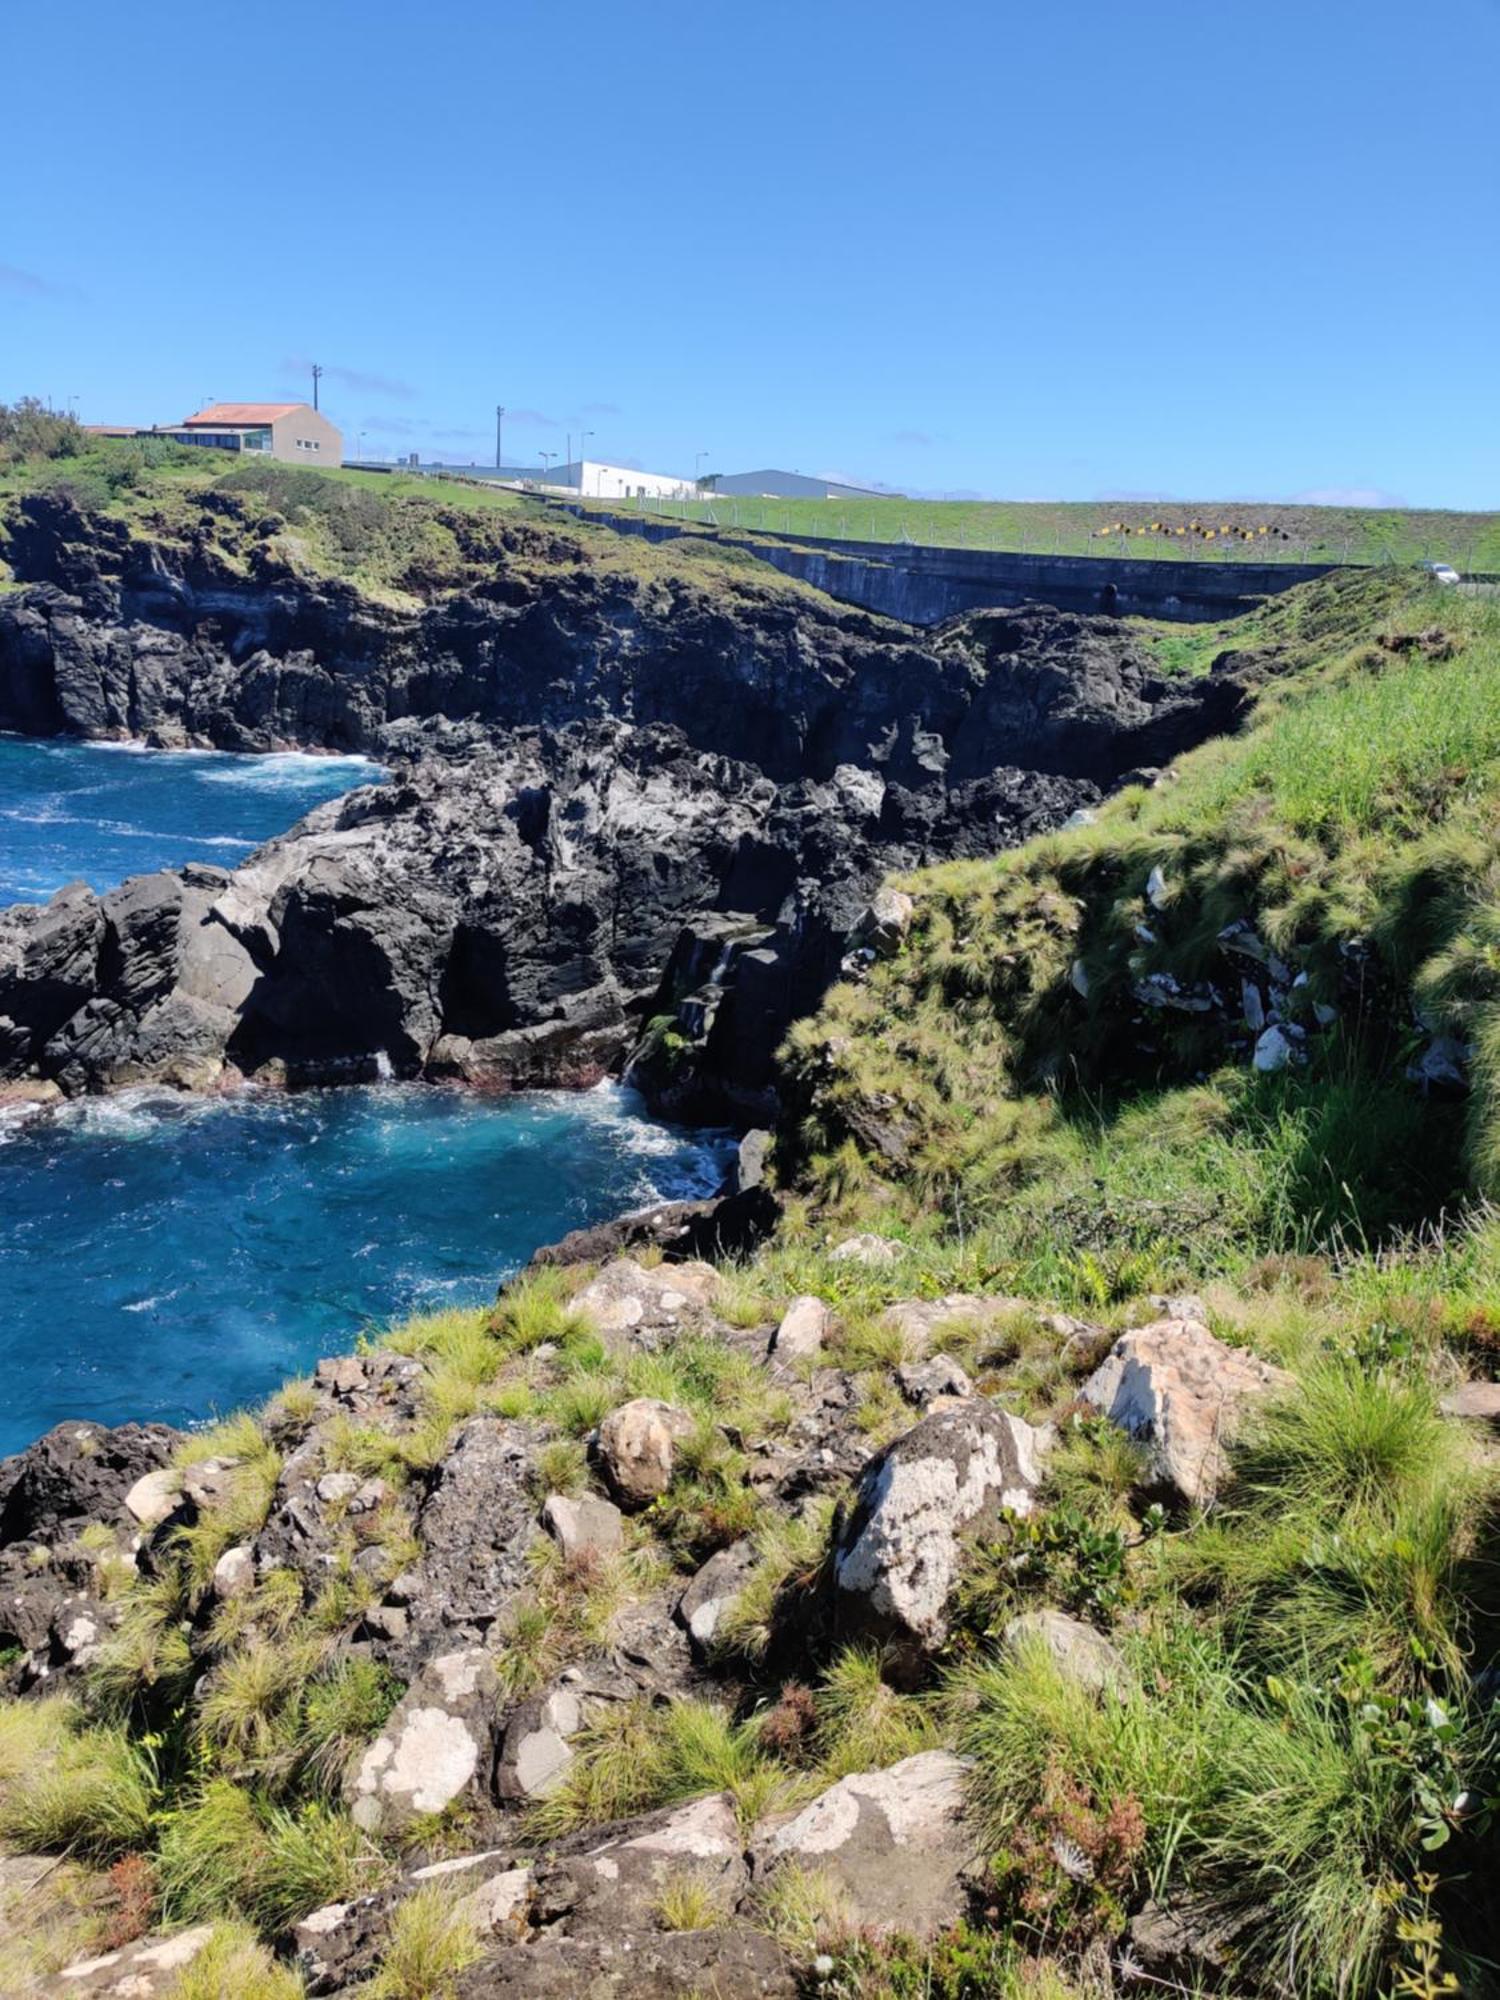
left=2, top=524, right=1500, bottom=1991
left=583, top=489, right=1500, bottom=570
left=0, top=412, right=821, bottom=613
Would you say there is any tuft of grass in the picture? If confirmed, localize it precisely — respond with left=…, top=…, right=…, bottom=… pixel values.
left=364, top=1883, right=484, bottom=1999
left=715, top=1500, right=834, bottom=1664
left=529, top=1695, right=786, bottom=1838
left=155, top=1780, right=380, bottom=1935
left=754, top=1861, right=855, bottom=1953
left=489, top=1265, right=596, bottom=1352
left=653, top=1868, right=733, bottom=1932
left=813, top=1646, right=937, bottom=1779
left=0, top=1699, right=156, bottom=1859
left=167, top=1920, right=307, bottom=1999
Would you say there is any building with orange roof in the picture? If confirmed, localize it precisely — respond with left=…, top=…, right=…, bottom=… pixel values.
left=156, top=401, right=342, bottom=466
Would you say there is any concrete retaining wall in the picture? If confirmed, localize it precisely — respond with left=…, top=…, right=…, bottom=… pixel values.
left=569, top=506, right=1337, bottom=625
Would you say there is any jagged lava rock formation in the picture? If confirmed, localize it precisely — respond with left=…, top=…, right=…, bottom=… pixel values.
left=0, top=496, right=1257, bottom=1117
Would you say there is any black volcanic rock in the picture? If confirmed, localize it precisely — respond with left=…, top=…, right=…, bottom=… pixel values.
left=0, top=500, right=1259, bottom=1116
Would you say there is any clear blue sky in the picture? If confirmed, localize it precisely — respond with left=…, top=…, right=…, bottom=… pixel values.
left=5, top=0, right=1496, bottom=507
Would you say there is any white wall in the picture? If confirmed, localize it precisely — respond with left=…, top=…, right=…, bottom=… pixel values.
left=572, top=459, right=695, bottom=500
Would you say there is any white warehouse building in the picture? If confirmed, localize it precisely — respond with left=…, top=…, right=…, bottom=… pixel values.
left=556, top=459, right=697, bottom=501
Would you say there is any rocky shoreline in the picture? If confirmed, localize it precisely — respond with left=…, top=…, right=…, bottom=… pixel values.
left=0, top=496, right=1262, bottom=1123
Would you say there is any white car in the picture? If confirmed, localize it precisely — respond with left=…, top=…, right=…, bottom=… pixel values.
left=1420, top=561, right=1461, bottom=585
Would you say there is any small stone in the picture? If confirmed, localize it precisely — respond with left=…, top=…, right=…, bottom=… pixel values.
left=895, top=1356, right=974, bottom=1406
left=460, top=1864, right=533, bottom=1936
left=830, top=1232, right=905, bottom=1266
left=179, top=1455, right=241, bottom=1510
left=676, top=1541, right=756, bottom=1653
left=596, top=1398, right=694, bottom=1508
left=316, top=1355, right=367, bottom=1398
left=1253, top=1024, right=1298, bottom=1072
left=541, top=1491, right=624, bottom=1559
left=316, top=1472, right=361, bottom=1505
left=212, top=1544, right=255, bottom=1600
left=1003, top=1609, right=1132, bottom=1695
left=769, top=1295, right=830, bottom=1363
left=496, top=1686, right=584, bottom=1801
left=123, top=1467, right=181, bottom=1528
left=1440, top=1382, right=1500, bottom=1424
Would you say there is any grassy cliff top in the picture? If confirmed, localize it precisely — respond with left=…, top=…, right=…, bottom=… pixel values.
left=785, top=567, right=1500, bottom=1288
left=582, top=489, right=1500, bottom=570
left=0, top=436, right=835, bottom=614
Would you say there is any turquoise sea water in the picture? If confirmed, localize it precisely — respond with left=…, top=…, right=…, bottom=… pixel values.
left=0, top=1082, right=726, bottom=1454
left=0, top=736, right=727, bottom=1454
left=0, top=732, right=384, bottom=903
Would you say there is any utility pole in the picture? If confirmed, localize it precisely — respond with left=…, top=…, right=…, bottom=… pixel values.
left=578, top=430, right=593, bottom=494
left=311, top=363, right=323, bottom=411
left=495, top=404, right=504, bottom=471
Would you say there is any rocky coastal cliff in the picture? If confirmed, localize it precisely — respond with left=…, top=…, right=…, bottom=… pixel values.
left=0, top=490, right=1256, bottom=1117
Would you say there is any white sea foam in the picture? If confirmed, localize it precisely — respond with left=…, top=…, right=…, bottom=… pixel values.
left=196, top=751, right=385, bottom=793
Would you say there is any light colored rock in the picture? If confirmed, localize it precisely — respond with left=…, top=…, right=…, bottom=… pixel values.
left=676, top=1540, right=756, bottom=1653
left=1252, top=1024, right=1299, bottom=1072
left=830, top=1232, right=905, bottom=1267
left=754, top=1751, right=974, bottom=1941
left=496, top=1686, right=584, bottom=1802
left=1143, top=1293, right=1208, bottom=1328
left=460, top=1864, right=533, bottom=1937
left=541, top=1491, right=624, bottom=1560
left=571, top=1258, right=721, bottom=1346
left=596, top=1397, right=694, bottom=1508
left=316, top=1471, right=361, bottom=1505
left=1003, top=1609, right=1132, bottom=1695
left=1081, top=1318, right=1291, bottom=1503
left=122, top=1467, right=181, bottom=1529
left=1441, top=1381, right=1500, bottom=1424
left=211, top=1544, right=255, bottom=1600
left=834, top=1402, right=1049, bottom=1673
left=57, top=1922, right=215, bottom=1992
left=1146, top=865, right=1169, bottom=910
left=346, top=1648, right=496, bottom=1835
left=531, top=1792, right=746, bottom=1933
left=178, top=1455, right=240, bottom=1510
left=769, top=1295, right=830, bottom=1363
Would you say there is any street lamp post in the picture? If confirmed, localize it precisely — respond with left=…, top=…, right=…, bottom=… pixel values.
left=495, top=404, right=505, bottom=472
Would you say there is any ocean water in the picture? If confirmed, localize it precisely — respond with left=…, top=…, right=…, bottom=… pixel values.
left=0, top=734, right=729, bottom=1455
left=0, top=1081, right=728, bottom=1455
left=0, top=732, right=384, bottom=904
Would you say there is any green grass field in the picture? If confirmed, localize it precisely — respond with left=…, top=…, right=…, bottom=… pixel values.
left=581, top=489, right=1500, bottom=570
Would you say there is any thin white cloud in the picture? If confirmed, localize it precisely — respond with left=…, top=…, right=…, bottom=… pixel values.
left=0, top=262, right=76, bottom=299
left=1289, top=485, right=1407, bottom=508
